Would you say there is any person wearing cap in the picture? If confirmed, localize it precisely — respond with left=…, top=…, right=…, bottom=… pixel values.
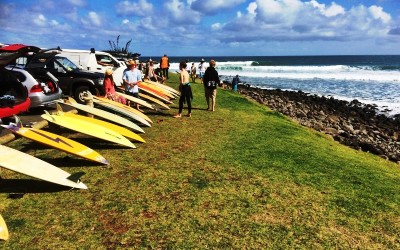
left=231, top=74, right=240, bottom=92
left=198, top=58, right=206, bottom=83
left=123, top=59, right=142, bottom=111
left=203, top=60, right=219, bottom=111
left=103, top=69, right=126, bottom=104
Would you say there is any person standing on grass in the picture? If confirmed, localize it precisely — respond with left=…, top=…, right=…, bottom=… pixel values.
left=232, top=74, right=240, bottom=92
left=160, top=54, right=169, bottom=81
left=203, top=60, right=219, bottom=111
left=123, top=59, right=143, bottom=111
left=173, top=61, right=192, bottom=118
left=198, top=58, right=206, bottom=83
left=190, top=62, right=197, bottom=83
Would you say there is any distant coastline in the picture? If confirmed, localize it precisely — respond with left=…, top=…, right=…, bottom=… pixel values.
left=165, top=55, right=400, bottom=116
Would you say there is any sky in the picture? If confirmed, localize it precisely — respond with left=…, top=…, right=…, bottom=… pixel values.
left=0, top=0, right=399, bottom=56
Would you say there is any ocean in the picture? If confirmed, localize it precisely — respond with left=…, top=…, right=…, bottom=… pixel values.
left=143, top=55, right=400, bottom=116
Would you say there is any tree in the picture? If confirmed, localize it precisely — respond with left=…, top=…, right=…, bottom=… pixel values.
left=104, top=35, right=140, bottom=59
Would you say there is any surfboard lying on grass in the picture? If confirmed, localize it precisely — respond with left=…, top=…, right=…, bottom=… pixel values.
left=0, top=144, right=88, bottom=189
left=41, top=110, right=136, bottom=149
left=93, top=96, right=152, bottom=124
left=114, top=89, right=155, bottom=110
left=144, top=80, right=181, bottom=96
left=1, top=117, right=109, bottom=165
left=57, top=98, right=145, bottom=134
left=0, top=214, right=9, bottom=241
left=138, top=84, right=173, bottom=104
left=139, top=81, right=176, bottom=99
left=55, top=105, right=145, bottom=143
left=138, top=93, right=170, bottom=110
left=92, top=99, right=152, bottom=127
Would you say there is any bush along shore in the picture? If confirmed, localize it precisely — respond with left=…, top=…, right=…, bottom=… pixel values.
left=238, top=85, right=400, bottom=164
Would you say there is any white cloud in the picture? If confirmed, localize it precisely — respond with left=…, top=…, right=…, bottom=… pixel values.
left=211, top=23, right=222, bottom=30
left=67, top=0, right=86, bottom=7
left=33, top=14, right=47, bottom=26
left=247, top=2, right=257, bottom=16
left=191, top=0, right=246, bottom=15
left=88, top=11, right=101, bottom=26
left=164, top=0, right=201, bottom=24
left=369, top=5, right=391, bottom=23
left=216, top=0, right=394, bottom=44
left=309, top=0, right=344, bottom=17
left=122, top=19, right=130, bottom=24
left=115, top=0, right=153, bottom=17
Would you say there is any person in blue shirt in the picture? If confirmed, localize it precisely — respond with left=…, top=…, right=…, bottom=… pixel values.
left=123, top=59, right=142, bottom=111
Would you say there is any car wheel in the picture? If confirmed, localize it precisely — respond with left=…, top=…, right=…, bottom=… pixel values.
left=74, top=85, right=92, bottom=104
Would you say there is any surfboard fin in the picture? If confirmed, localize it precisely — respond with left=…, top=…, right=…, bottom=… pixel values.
left=67, top=97, right=78, bottom=104
left=13, top=115, right=23, bottom=128
left=55, top=103, right=64, bottom=114
left=67, top=171, right=85, bottom=183
left=0, top=214, right=9, bottom=241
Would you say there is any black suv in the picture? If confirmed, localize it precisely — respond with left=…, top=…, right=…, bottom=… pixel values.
left=25, top=51, right=105, bottom=103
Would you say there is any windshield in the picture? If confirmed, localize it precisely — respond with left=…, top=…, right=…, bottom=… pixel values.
left=55, top=57, right=78, bottom=71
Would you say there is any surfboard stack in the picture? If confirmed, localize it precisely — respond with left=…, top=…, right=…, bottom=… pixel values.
left=0, top=81, right=178, bottom=190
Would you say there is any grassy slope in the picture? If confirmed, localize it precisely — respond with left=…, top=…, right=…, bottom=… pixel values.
left=0, top=73, right=399, bottom=249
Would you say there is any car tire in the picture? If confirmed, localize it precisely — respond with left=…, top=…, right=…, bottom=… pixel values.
left=74, top=85, right=92, bottom=104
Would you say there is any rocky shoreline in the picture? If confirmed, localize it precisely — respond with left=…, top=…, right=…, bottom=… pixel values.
left=237, top=85, right=400, bottom=164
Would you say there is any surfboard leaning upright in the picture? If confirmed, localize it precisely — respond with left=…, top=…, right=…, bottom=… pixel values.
left=0, top=144, right=88, bottom=189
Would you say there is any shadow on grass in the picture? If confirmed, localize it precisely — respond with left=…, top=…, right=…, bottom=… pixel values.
left=35, top=156, right=105, bottom=168
left=0, top=179, right=73, bottom=195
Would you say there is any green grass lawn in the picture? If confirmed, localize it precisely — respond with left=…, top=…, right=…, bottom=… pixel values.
left=1, top=73, right=399, bottom=249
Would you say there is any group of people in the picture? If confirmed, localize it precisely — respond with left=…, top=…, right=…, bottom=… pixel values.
left=102, top=59, right=143, bottom=111
left=103, top=55, right=236, bottom=120
left=102, top=54, right=172, bottom=111
left=173, top=59, right=220, bottom=118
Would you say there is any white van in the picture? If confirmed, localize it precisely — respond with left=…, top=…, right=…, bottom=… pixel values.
left=58, top=48, right=127, bottom=86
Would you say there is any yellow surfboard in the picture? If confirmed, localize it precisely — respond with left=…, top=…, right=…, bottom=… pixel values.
left=58, top=98, right=145, bottom=134
left=138, top=87, right=173, bottom=104
left=144, top=80, right=181, bottom=96
left=139, top=93, right=170, bottom=110
left=60, top=111, right=146, bottom=143
left=1, top=117, right=109, bottom=164
left=0, top=214, right=9, bottom=241
left=41, top=110, right=136, bottom=149
left=139, top=81, right=176, bottom=99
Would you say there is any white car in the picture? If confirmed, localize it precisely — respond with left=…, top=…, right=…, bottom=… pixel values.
left=5, top=66, right=63, bottom=108
left=58, top=48, right=127, bottom=86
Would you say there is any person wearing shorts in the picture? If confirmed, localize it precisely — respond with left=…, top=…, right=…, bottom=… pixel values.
left=123, top=59, right=142, bottom=111
left=203, top=60, right=219, bottom=111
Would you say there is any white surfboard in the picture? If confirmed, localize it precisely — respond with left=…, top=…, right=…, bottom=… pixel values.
left=0, top=214, right=8, bottom=241
left=0, top=144, right=88, bottom=189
